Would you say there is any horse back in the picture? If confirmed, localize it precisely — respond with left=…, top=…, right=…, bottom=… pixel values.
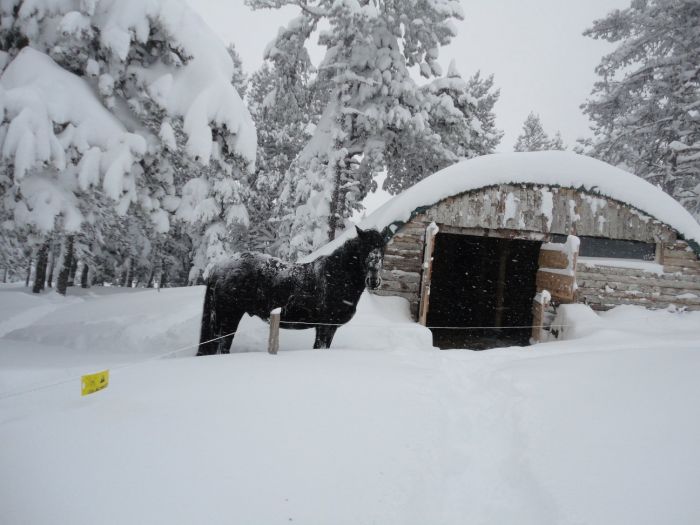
left=209, top=253, right=314, bottom=320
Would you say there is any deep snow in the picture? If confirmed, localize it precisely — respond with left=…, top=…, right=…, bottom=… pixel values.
left=1, top=284, right=700, bottom=524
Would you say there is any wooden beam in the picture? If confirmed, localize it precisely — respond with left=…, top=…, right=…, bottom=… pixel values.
left=538, top=249, right=569, bottom=269
left=536, top=271, right=576, bottom=302
left=418, top=223, right=439, bottom=326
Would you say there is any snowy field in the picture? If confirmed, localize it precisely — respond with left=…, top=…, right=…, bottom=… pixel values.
left=1, top=284, right=700, bottom=524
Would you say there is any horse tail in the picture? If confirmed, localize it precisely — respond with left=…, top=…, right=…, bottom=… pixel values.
left=197, top=281, right=218, bottom=356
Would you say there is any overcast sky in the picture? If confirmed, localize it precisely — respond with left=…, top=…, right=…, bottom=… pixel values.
left=188, top=0, right=630, bottom=151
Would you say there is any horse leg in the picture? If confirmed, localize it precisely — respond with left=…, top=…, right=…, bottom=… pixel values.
left=215, top=309, right=244, bottom=354
left=197, top=283, right=219, bottom=356
left=313, top=325, right=339, bottom=349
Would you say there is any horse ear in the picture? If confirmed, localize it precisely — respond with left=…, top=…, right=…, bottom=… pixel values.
left=355, top=225, right=365, bottom=237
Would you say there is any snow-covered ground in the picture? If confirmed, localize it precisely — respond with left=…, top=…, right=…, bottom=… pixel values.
left=1, top=284, right=700, bottom=524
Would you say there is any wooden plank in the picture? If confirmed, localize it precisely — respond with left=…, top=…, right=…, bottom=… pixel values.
left=579, top=293, right=700, bottom=310
left=381, top=270, right=421, bottom=283
left=576, top=272, right=700, bottom=291
left=662, top=254, right=700, bottom=266
left=663, top=265, right=700, bottom=275
left=536, top=271, right=576, bottom=302
left=575, top=279, right=700, bottom=298
left=576, top=265, right=700, bottom=280
left=418, top=223, right=439, bottom=326
left=538, top=249, right=569, bottom=270
left=373, top=289, right=417, bottom=302
left=378, top=279, right=420, bottom=293
left=382, top=255, right=422, bottom=273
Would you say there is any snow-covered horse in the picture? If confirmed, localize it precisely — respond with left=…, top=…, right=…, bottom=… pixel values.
left=197, top=227, right=385, bottom=355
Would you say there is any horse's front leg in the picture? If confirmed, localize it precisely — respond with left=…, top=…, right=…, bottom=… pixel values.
left=313, top=325, right=338, bottom=349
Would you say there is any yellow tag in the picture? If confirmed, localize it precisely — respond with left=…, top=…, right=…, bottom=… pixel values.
left=81, top=370, right=109, bottom=396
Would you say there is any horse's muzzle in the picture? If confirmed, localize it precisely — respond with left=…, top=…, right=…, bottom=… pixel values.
left=366, top=276, right=382, bottom=290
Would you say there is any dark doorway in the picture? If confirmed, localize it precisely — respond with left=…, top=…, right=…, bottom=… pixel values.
left=426, top=233, right=542, bottom=349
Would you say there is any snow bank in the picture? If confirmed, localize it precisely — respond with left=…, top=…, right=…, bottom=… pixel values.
left=308, top=152, right=700, bottom=260
left=2, top=285, right=700, bottom=524
left=0, top=286, right=431, bottom=367
left=548, top=302, right=700, bottom=342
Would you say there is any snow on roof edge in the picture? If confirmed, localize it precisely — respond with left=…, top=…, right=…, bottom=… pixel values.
left=302, top=152, right=700, bottom=262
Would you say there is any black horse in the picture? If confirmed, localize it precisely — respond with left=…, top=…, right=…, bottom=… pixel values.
left=197, top=227, right=385, bottom=355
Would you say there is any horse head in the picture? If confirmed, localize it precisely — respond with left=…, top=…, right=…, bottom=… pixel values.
left=355, top=226, right=385, bottom=290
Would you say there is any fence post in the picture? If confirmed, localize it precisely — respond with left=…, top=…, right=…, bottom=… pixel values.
left=268, top=308, right=281, bottom=355
left=531, top=290, right=551, bottom=343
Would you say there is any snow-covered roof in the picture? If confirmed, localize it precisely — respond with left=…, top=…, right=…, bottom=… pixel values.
left=305, top=152, right=700, bottom=261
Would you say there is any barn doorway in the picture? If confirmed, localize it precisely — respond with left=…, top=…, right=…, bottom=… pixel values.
left=426, top=233, right=542, bottom=349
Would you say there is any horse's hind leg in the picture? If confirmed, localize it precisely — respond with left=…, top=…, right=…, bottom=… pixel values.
left=197, top=283, right=243, bottom=356
left=314, top=325, right=338, bottom=349
left=215, top=308, right=244, bottom=354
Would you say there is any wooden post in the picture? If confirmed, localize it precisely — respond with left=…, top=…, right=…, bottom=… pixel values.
left=531, top=290, right=551, bottom=343
left=418, top=222, right=439, bottom=326
left=268, top=308, right=281, bottom=355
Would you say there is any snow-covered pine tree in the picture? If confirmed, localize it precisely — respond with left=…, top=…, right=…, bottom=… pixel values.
left=548, top=131, right=566, bottom=151
left=227, top=43, right=248, bottom=99
left=246, top=15, right=325, bottom=254
left=514, top=112, right=551, bottom=152
left=581, top=0, right=700, bottom=221
left=465, top=71, right=505, bottom=156
left=248, top=0, right=464, bottom=259
left=0, top=0, right=256, bottom=285
left=384, top=62, right=503, bottom=194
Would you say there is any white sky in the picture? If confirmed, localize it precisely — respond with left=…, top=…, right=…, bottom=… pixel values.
left=188, top=0, right=629, bottom=151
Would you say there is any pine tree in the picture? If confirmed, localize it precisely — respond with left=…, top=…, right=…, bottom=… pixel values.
left=514, top=113, right=551, bottom=152
left=384, top=63, right=503, bottom=194
left=227, top=43, right=248, bottom=98
left=248, top=0, right=464, bottom=258
left=0, top=1, right=256, bottom=283
left=548, top=131, right=566, bottom=151
left=245, top=16, right=325, bottom=254
left=581, top=0, right=700, bottom=220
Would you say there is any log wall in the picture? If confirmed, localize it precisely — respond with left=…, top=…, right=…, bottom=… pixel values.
left=372, top=184, right=700, bottom=319
left=577, top=240, right=700, bottom=311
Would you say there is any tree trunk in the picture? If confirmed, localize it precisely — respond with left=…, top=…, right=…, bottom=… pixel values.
left=25, top=259, right=32, bottom=287
left=146, top=267, right=156, bottom=288
left=32, top=241, right=50, bottom=294
left=125, top=257, right=134, bottom=288
left=327, top=164, right=342, bottom=242
left=57, top=236, right=74, bottom=296
left=46, top=242, right=55, bottom=288
left=80, top=263, right=90, bottom=288
left=68, top=256, right=78, bottom=286
left=2, top=268, right=7, bottom=283
left=159, top=263, right=167, bottom=289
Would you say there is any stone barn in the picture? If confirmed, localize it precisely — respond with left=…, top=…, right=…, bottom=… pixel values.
left=350, top=152, right=700, bottom=348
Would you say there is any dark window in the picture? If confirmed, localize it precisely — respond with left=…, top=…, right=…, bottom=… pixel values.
left=550, top=234, right=656, bottom=260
